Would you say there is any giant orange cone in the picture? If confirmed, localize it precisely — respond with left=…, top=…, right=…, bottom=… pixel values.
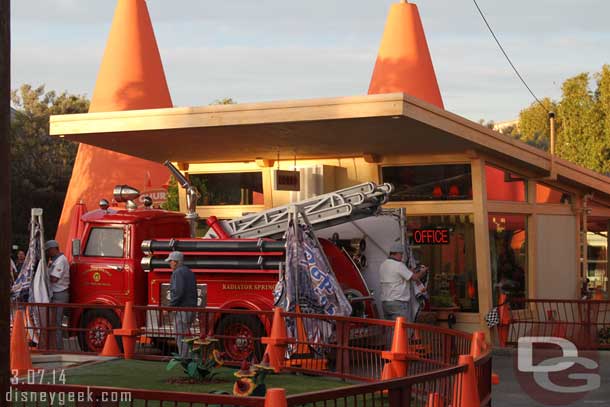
left=381, top=317, right=411, bottom=379
left=261, top=308, right=293, bottom=373
left=56, top=0, right=172, bottom=250
left=368, top=0, right=444, bottom=109
left=11, top=310, right=33, bottom=375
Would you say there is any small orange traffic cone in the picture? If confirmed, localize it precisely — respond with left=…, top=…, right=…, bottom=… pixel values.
left=121, top=301, right=138, bottom=331
left=497, top=293, right=511, bottom=347
left=264, top=388, right=287, bottom=407
left=470, top=331, right=486, bottom=358
left=11, top=310, right=33, bottom=375
left=426, top=392, right=441, bottom=407
left=492, top=372, right=500, bottom=385
left=284, top=305, right=327, bottom=370
left=381, top=317, right=410, bottom=379
left=114, top=301, right=141, bottom=359
left=261, top=308, right=292, bottom=373
left=454, top=355, right=480, bottom=407
left=99, top=333, right=121, bottom=357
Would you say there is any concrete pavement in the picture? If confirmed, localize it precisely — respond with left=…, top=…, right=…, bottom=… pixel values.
left=491, top=348, right=609, bottom=406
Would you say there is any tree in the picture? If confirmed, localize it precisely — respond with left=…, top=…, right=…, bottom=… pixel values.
left=10, top=84, right=89, bottom=249
left=212, top=97, right=237, bottom=105
left=509, top=65, right=610, bottom=175
left=594, top=64, right=610, bottom=174
left=513, top=98, right=557, bottom=151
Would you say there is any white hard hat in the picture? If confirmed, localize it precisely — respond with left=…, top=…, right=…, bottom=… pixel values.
left=164, top=251, right=184, bottom=263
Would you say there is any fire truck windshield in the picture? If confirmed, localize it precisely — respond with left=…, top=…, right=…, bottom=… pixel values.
left=84, top=227, right=125, bottom=258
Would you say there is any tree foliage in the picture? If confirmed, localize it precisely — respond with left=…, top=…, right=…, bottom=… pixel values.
left=10, top=84, right=89, bottom=249
left=510, top=65, right=610, bottom=175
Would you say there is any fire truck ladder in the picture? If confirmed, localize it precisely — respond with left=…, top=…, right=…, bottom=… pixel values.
left=214, top=182, right=393, bottom=239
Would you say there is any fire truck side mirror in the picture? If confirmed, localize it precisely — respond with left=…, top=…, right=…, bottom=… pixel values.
left=72, top=239, right=81, bottom=257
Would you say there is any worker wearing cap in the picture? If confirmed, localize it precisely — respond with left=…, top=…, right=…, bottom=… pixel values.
left=45, top=240, right=70, bottom=350
left=166, top=251, right=197, bottom=359
left=379, top=242, right=427, bottom=322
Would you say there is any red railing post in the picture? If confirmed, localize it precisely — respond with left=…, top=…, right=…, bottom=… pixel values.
left=335, top=319, right=349, bottom=377
left=388, top=385, right=411, bottom=407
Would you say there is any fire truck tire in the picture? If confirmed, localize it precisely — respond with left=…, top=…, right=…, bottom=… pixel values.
left=217, top=315, right=265, bottom=362
left=79, top=309, right=123, bottom=353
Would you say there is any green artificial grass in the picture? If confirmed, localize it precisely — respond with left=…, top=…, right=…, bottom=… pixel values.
left=64, top=359, right=351, bottom=395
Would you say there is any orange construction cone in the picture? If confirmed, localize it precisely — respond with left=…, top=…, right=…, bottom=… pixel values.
left=261, top=308, right=293, bottom=373
left=11, top=310, right=33, bottom=375
left=497, top=293, right=511, bottom=347
left=284, top=305, right=327, bottom=370
left=426, top=392, right=441, bottom=407
left=492, top=372, right=500, bottom=385
left=470, top=331, right=486, bottom=358
left=99, top=333, right=121, bottom=357
left=381, top=317, right=410, bottom=379
left=114, top=301, right=141, bottom=359
left=264, top=388, right=287, bottom=407
left=453, top=355, right=480, bottom=407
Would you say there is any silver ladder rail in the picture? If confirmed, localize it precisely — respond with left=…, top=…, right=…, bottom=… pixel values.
left=219, top=182, right=394, bottom=239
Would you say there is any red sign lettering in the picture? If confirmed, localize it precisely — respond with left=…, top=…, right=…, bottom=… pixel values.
left=412, top=228, right=450, bottom=245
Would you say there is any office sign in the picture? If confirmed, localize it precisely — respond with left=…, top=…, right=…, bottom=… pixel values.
left=412, top=228, right=450, bottom=245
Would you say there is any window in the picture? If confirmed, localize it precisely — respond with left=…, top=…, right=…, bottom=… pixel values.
left=486, top=165, right=526, bottom=202
left=382, top=164, right=472, bottom=201
left=84, top=228, right=124, bottom=258
left=190, top=172, right=264, bottom=206
left=536, top=183, right=571, bottom=204
left=407, top=215, right=478, bottom=312
left=586, top=217, right=608, bottom=291
left=489, top=214, right=527, bottom=304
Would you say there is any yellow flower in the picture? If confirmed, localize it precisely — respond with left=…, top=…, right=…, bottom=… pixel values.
left=233, top=378, right=256, bottom=396
left=211, top=349, right=224, bottom=367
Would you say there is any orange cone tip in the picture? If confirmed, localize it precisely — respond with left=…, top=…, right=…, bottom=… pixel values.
left=56, top=0, right=172, bottom=250
left=369, top=1, right=444, bottom=109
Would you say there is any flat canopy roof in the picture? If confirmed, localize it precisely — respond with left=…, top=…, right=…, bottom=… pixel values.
left=50, top=93, right=610, bottom=200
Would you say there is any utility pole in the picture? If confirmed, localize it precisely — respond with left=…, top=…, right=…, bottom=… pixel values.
left=0, top=0, right=11, bottom=399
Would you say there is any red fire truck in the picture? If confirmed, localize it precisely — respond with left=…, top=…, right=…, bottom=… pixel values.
left=69, top=166, right=393, bottom=359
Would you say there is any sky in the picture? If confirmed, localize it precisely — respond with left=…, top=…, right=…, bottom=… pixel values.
left=10, top=0, right=610, bottom=122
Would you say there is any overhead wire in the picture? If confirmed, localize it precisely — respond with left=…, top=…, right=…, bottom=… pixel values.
left=471, top=0, right=550, bottom=113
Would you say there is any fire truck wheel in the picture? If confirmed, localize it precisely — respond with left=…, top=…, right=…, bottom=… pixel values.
left=217, top=315, right=265, bottom=362
left=79, top=309, right=122, bottom=353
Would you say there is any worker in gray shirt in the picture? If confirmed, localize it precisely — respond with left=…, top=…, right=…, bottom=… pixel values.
left=166, top=251, right=197, bottom=358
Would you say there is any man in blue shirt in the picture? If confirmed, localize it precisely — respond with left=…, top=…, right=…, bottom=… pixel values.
left=166, top=251, right=197, bottom=358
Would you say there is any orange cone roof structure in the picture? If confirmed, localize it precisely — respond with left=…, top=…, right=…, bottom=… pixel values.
left=56, top=0, right=172, bottom=251
left=368, top=0, right=444, bottom=109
